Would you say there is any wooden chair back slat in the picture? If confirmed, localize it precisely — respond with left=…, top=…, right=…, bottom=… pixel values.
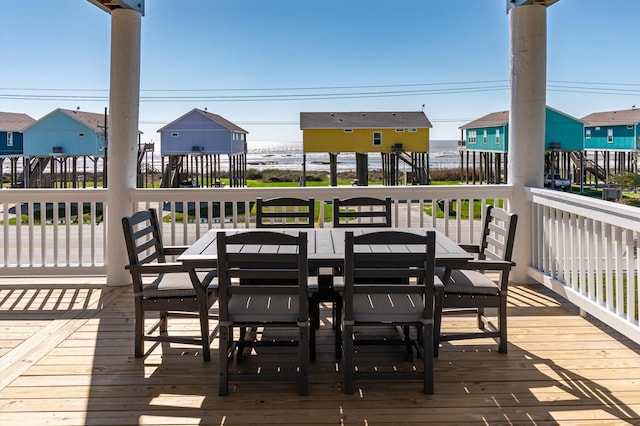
left=256, top=197, right=315, bottom=228
left=333, top=196, right=392, bottom=228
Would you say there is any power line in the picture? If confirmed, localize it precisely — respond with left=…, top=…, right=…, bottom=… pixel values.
left=1, top=80, right=637, bottom=103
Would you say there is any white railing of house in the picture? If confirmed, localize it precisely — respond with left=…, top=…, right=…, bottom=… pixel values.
left=527, top=187, right=640, bottom=344
left=1, top=185, right=510, bottom=275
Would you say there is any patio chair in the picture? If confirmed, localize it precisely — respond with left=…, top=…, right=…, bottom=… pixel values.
left=434, top=205, right=517, bottom=355
left=331, top=196, right=394, bottom=358
left=121, top=208, right=218, bottom=361
left=256, top=196, right=315, bottom=228
left=332, top=196, right=392, bottom=228
left=216, top=230, right=312, bottom=396
left=341, top=230, right=437, bottom=394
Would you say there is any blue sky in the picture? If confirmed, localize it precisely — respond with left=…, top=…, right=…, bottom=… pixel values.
left=0, top=0, right=638, bottom=145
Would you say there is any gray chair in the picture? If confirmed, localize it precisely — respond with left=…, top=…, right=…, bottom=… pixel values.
left=341, top=230, right=437, bottom=394
left=332, top=196, right=392, bottom=228
left=216, top=230, right=311, bottom=396
left=332, top=196, right=394, bottom=358
left=256, top=197, right=315, bottom=228
left=434, top=205, right=518, bottom=355
left=254, top=196, right=327, bottom=349
left=121, top=208, right=218, bottom=361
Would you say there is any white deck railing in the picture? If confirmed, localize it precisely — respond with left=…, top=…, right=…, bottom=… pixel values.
left=527, top=187, right=640, bottom=344
left=1, top=185, right=510, bottom=274
left=2, top=184, right=638, bottom=344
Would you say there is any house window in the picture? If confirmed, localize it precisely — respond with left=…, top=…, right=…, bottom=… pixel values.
left=6, top=132, right=13, bottom=147
left=496, top=129, right=500, bottom=145
left=395, top=128, right=405, bottom=133
left=78, top=133, right=85, bottom=137
left=483, top=130, right=488, bottom=144
left=372, top=131, right=382, bottom=146
left=468, top=130, right=476, bottom=144
left=585, top=129, right=591, bottom=139
left=171, top=132, right=179, bottom=137
left=344, top=128, right=353, bottom=133
left=408, top=128, right=417, bottom=132
left=607, top=129, right=614, bottom=143
left=628, top=125, right=634, bottom=130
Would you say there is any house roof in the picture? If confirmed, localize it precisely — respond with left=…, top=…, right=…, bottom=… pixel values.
left=23, top=109, right=108, bottom=133
left=581, top=108, right=640, bottom=127
left=0, top=112, right=36, bottom=132
left=459, top=111, right=509, bottom=129
left=58, top=109, right=107, bottom=133
left=299, top=111, right=432, bottom=129
left=460, top=106, right=584, bottom=130
left=158, top=108, right=248, bottom=134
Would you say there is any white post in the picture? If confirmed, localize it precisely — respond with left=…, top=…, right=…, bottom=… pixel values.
left=106, top=9, right=141, bottom=286
left=508, top=4, right=547, bottom=283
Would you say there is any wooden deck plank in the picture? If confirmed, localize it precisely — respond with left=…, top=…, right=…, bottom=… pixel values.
left=1, top=280, right=639, bottom=425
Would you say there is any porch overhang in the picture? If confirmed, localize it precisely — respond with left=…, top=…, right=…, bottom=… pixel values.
left=87, top=0, right=144, bottom=15
left=507, top=0, right=559, bottom=13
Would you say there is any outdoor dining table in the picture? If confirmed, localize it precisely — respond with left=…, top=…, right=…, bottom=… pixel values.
left=177, top=227, right=473, bottom=272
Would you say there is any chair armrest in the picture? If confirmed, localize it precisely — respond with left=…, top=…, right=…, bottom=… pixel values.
left=125, top=262, right=185, bottom=274
left=467, top=259, right=515, bottom=271
left=434, top=276, right=445, bottom=296
left=199, top=269, right=218, bottom=290
left=308, top=276, right=319, bottom=295
left=459, top=244, right=481, bottom=253
left=333, top=276, right=345, bottom=295
left=162, top=245, right=189, bottom=256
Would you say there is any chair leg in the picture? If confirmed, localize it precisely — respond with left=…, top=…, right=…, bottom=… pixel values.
left=498, top=295, right=508, bottom=354
left=403, top=325, right=413, bottom=361
left=477, top=307, right=485, bottom=330
left=422, top=322, right=434, bottom=395
left=236, top=327, right=247, bottom=361
left=159, top=310, right=168, bottom=334
left=134, top=304, right=144, bottom=358
left=343, top=323, right=354, bottom=394
left=334, top=294, right=342, bottom=360
left=310, top=317, right=316, bottom=361
left=218, top=325, right=230, bottom=396
left=299, top=324, right=309, bottom=396
left=198, top=300, right=211, bottom=362
left=309, top=294, right=320, bottom=330
left=433, top=289, right=443, bottom=358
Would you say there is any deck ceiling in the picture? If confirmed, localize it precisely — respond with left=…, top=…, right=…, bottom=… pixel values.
left=87, top=0, right=144, bottom=14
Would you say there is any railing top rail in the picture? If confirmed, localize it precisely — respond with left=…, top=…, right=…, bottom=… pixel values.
left=131, top=184, right=513, bottom=203
left=527, top=187, right=640, bottom=231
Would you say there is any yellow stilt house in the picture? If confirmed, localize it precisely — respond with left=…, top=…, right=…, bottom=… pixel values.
left=300, top=111, right=432, bottom=186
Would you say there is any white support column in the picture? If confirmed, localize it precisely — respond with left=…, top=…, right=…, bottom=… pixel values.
left=106, top=8, right=141, bottom=286
left=508, top=4, right=547, bottom=283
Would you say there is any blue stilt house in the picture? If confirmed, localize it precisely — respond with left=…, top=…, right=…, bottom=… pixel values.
left=459, top=106, right=584, bottom=184
left=158, top=108, right=248, bottom=187
left=21, top=108, right=108, bottom=188
left=582, top=108, right=640, bottom=151
left=0, top=112, right=35, bottom=187
left=580, top=108, right=640, bottom=180
left=0, top=112, right=34, bottom=156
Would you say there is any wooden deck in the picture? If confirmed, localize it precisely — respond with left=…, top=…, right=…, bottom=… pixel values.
left=1, top=278, right=640, bottom=425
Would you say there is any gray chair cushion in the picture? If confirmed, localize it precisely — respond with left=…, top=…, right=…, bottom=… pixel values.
left=437, top=268, right=500, bottom=296
left=353, top=293, right=424, bottom=323
left=228, top=294, right=300, bottom=323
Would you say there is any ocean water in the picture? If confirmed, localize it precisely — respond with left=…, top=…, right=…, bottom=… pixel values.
left=245, top=139, right=460, bottom=172
left=2, top=140, right=461, bottom=175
